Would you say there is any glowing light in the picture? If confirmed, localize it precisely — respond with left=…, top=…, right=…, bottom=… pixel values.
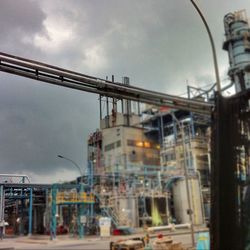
left=152, top=202, right=162, bottom=226
left=144, top=142, right=151, bottom=148
left=136, top=141, right=144, bottom=147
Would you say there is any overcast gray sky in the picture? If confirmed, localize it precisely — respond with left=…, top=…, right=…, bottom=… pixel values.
left=0, top=0, right=249, bottom=183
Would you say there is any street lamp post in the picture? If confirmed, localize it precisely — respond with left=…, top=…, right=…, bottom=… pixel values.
left=57, top=155, right=84, bottom=183
left=171, top=113, right=195, bottom=248
left=57, top=155, right=85, bottom=239
left=190, top=0, right=221, bottom=93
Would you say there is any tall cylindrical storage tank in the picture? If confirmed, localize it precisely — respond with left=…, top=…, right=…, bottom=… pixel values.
left=118, top=196, right=139, bottom=228
left=172, top=177, right=204, bottom=225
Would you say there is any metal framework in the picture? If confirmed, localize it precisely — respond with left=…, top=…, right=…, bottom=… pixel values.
left=0, top=52, right=213, bottom=115
left=211, top=90, right=250, bottom=250
left=0, top=51, right=215, bottom=242
left=0, top=174, right=30, bottom=184
left=1, top=182, right=92, bottom=239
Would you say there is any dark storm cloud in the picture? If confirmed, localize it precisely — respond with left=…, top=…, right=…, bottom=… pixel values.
left=0, top=0, right=46, bottom=56
left=0, top=0, right=250, bottom=182
left=0, top=74, right=98, bottom=177
left=0, top=0, right=99, bottom=182
left=0, top=0, right=44, bottom=35
left=36, top=0, right=250, bottom=92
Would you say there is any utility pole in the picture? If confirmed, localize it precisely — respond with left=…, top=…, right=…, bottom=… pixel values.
left=171, top=112, right=195, bottom=247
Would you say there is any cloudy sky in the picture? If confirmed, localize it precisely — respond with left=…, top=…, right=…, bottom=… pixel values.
left=0, top=0, right=249, bottom=183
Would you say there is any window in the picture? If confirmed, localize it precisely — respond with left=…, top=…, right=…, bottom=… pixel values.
left=127, top=139, right=158, bottom=149
left=164, top=153, right=176, bottom=162
left=105, top=141, right=121, bottom=151
left=127, top=139, right=136, bottom=146
left=104, top=143, right=115, bottom=152
left=116, top=140, right=121, bottom=147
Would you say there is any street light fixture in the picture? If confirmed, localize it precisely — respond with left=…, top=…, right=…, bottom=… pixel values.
left=57, top=154, right=84, bottom=182
left=190, top=0, right=221, bottom=93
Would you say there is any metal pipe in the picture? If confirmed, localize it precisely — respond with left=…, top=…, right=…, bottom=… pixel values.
left=106, top=97, right=109, bottom=128
left=50, top=185, right=57, bottom=240
left=171, top=113, right=195, bottom=247
left=0, top=185, right=4, bottom=222
left=196, top=171, right=205, bottom=225
left=78, top=183, right=85, bottom=239
left=190, top=0, right=221, bottom=93
left=0, top=52, right=213, bottom=112
left=0, top=185, right=4, bottom=240
left=99, top=94, right=102, bottom=121
left=28, top=188, right=33, bottom=236
left=0, top=63, right=211, bottom=114
left=147, top=223, right=191, bottom=233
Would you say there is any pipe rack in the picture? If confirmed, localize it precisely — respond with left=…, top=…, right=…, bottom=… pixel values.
left=0, top=52, right=213, bottom=115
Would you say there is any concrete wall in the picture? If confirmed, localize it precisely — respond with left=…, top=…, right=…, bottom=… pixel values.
left=102, top=126, right=160, bottom=173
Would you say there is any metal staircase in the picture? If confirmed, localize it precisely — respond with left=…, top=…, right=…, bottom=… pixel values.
left=102, top=206, right=120, bottom=227
left=95, top=193, right=120, bottom=227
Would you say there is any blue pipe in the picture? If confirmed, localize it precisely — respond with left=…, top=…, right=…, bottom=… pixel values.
left=50, top=185, right=57, bottom=240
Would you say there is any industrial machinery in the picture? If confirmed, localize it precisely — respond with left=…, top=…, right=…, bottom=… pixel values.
left=1, top=10, right=250, bottom=250
left=211, top=10, right=250, bottom=250
left=223, top=10, right=250, bottom=93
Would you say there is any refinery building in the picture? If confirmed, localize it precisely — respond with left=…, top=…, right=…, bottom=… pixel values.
left=1, top=11, right=250, bottom=246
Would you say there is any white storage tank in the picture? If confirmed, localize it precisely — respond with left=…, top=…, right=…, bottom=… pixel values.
left=172, top=177, right=204, bottom=225
left=117, top=196, right=139, bottom=228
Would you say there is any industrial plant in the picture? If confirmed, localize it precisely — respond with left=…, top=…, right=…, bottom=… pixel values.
left=0, top=80, right=211, bottom=237
left=0, top=8, right=250, bottom=250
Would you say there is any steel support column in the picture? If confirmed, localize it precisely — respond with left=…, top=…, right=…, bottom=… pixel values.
left=78, top=183, right=85, bottom=239
left=88, top=161, right=94, bottom=219
left=28, top=188, right=33, bottom=236
left=210, top=91, right=250, bottom=250
left=50, top=185, right=57, bottom=240
left=0, top=185, right=4, bottom=240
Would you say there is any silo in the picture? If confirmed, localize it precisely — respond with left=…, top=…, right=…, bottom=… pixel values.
left=172, top=177, right=204, bottom=225
left=117, top=196, right=139, bottom=228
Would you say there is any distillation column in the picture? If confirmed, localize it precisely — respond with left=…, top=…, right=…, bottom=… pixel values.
left=223, top=10, right=250, bottom=93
